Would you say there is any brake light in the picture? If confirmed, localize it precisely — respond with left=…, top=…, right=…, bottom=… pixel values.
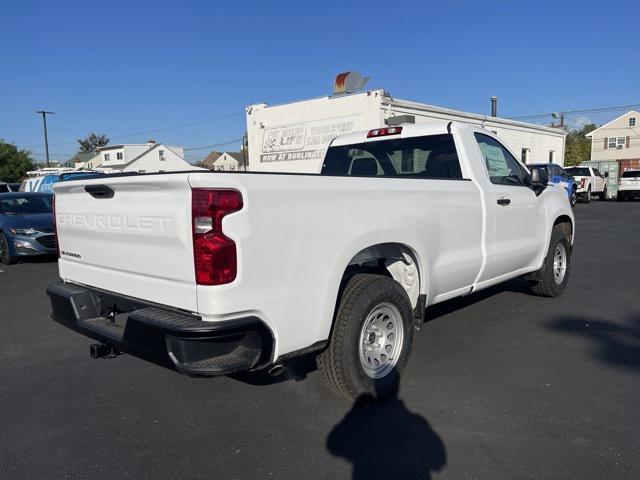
left=191, top=189, right=243, bottom=285
left=52, top=194, right=59, bottom=258
left=367, top=126, right=403, bottom=138
left=580, top=178, right=585, bottom=188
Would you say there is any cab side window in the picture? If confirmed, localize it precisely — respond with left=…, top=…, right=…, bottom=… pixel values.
left=474, top=133, right=528, bottom=185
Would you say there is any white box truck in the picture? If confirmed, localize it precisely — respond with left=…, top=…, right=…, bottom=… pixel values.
left=246, top=89, right=566, bottom=173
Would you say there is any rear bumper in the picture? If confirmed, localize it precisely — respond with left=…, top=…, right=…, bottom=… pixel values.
left=47, top=281, right=273, bottom=376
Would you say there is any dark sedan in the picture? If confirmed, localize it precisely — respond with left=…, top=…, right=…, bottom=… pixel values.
left=0, top=192, right=56, bottom=264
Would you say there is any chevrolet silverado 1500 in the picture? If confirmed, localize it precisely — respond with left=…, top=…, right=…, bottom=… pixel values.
left=47, top=122, right=574, bottom=400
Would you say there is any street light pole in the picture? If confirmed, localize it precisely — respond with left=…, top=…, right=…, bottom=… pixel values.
left=36, top=110, right=55, bottom=167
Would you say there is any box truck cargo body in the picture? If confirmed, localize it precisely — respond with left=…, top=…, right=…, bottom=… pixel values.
left=246, top=89, right=566, bottom=173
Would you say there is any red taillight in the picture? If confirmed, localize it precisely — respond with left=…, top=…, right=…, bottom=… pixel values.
left=191, top=189, right=243, bottom=285
left=580, top=178, right=585, bottom=188
left=367, top=126, right=403, bottom=138
left=52, top=194, right=60, bottom=258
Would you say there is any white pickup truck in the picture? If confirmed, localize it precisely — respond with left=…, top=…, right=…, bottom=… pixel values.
left=565, top=166, right=607, bottom=202
left=48, top=123, right=574, bottom=400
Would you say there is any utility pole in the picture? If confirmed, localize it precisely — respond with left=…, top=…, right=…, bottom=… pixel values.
left=242, top=132, right=248, bottom=171
left=36, top=110, right=55, bottom=167
left=559, top=112, right=565, bottom=128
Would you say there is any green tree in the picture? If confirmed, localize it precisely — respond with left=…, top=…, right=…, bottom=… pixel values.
left=564, top=123, right=597, bottom=166
left=77, top=132, right=109, bottom=153
left=0, top=140, right=35, bottom=182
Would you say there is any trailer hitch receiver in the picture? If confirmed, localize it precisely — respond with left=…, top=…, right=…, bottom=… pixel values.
left=90, top=343, right=121, bottom=359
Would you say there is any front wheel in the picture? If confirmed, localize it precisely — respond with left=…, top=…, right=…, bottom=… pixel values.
left=529, top=227, right=571, bottom=297
left=600, top=186, right=607, bottom=201
left=570, top=189, right=577, bottom=207
left=0, top=233, right=16, bottom=265
left=318, top=274, right=414, bottom=400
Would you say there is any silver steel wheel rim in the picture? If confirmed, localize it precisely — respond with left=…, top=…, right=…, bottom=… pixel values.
left=553, top=243, right=567, bottom=284
left=358, top=302, right=404, bottom=379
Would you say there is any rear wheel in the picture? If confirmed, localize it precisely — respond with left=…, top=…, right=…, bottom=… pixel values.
left=584, top=187, right=591, bottom=203
left=529, top=226, right=571, bottom=297
left=318, top=274, right=414, bottom=400
left=0, top=233, right=16, bottom=265
left=617, top=193, right=625, bottom=202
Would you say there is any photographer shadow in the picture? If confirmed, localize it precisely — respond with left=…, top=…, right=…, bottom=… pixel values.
left=327, top=376, right=446, bottom=480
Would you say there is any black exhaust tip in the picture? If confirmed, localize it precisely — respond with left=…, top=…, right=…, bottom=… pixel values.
left=268, top=364, right=285, bottom=377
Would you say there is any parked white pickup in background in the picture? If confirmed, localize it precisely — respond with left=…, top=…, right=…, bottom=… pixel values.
left=566, top=166, right=607, bottom=202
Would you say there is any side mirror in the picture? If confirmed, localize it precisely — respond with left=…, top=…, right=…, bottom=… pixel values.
left=604, top=172, right=609, bottom=178
left=530, top=167, right=549, bottom=195
left=530, top=166, right=549, bottom=185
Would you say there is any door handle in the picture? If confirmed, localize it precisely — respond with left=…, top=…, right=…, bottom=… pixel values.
left=497, top=198, right=511, bottom=206
left=85, top=184, right=114, bottom=199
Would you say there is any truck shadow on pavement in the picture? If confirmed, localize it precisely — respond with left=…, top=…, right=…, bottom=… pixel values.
left=426, top=278, right=530, bottom=322
left=327, top=377, right=446, bottom=480
left=547, top=315, right=640, bottom=370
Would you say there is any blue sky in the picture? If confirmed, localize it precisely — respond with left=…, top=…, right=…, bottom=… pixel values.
left=1, top=0, right=638, bottom=163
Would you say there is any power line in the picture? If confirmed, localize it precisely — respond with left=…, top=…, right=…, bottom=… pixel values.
left=508, top=103, right=640, bottom=120
left=23, top=111, right=244, bottom=148
left=109, top=112, right=244, bottom=141
left=184, top=138, right=243, bottom=151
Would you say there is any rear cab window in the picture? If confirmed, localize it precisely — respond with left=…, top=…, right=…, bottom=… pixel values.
left=621, top=170, right=640, bottom=178
left=566, top=167, right=590, bottom=177
left=322, top=134, right=463, bottom=179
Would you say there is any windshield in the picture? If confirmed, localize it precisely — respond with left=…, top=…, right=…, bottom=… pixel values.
left=622, top=170, right=640, bottom=178
left=0, top=195, right=53, bottom=215
left=565, top=167, right=590, bottom=176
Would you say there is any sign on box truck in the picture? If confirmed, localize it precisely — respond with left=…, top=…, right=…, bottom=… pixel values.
left=246, top=89, right=566, bottom=173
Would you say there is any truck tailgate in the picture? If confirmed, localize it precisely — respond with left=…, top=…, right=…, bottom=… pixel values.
left=54, top=174, right=197, bottom=311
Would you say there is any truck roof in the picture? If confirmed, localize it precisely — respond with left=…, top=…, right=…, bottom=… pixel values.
left=331, top=122, right=459, bottom=147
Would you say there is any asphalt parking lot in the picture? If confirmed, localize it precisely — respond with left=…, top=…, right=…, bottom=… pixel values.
left=1, top=200, right=639, bottom=480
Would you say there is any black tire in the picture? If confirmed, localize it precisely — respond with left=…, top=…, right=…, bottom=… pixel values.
left=584, top=186, right=591, bottom=203
left=528, top=227, right=571, bottom=297
left=570, top=188, right=577, bottom=207
left=617, top=193, right=625, bottom=202
left=318, top=274, right=414, bottom=401
left=600, top=187, right=607, bottom=201
left=0, top=233, right=16, bottom=265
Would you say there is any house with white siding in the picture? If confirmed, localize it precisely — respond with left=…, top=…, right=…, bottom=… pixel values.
left=586, top=110, right=640, bottom=161
left=202, top=151, right=246, bottom=171
left=96, top=140, right=199, bottom=172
